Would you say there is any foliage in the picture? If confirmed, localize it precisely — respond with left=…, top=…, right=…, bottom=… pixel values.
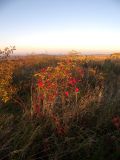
left=0, top=55, right=120, bottom=160
left=31, top=60, right=84, bottom=134
left=32, top=60, right=84, bottom=114
left=0, top=46, right=16, bottom=103
left=0, top=46, right=15, bottom=59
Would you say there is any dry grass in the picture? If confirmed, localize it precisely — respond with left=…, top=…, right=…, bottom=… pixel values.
left=0, top=54, right=120, bottom=160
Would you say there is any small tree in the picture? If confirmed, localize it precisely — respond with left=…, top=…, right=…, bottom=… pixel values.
left=0, top=46, right=16, bottom=59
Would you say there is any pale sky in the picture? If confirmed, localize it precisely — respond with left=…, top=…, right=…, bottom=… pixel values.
left=0, top=0, right=120, bottom=54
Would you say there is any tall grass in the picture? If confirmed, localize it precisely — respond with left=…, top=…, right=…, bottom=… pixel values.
left=0, top=55, right=120, bottom=160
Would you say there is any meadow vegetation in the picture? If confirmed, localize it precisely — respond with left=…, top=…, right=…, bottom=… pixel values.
left=0, top=48, right=120, bottom=160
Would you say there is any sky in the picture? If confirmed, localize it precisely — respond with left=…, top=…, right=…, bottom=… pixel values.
left=0, top=0, right=120, bottom=54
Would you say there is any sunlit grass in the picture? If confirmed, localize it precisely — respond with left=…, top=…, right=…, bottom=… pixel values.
left=0, top=54, right=120, bottom=160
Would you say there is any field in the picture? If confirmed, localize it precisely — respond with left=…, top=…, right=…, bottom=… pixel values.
left=0, top=54, right=120, bottom=160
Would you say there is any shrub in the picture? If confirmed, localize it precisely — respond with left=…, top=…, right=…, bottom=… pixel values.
left=0, top=46, right=16, bottom=103
left=31, top=59, right=84, bottom=134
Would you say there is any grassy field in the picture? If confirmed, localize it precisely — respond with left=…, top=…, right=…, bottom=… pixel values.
left=0, top=54, right=120, bottom=160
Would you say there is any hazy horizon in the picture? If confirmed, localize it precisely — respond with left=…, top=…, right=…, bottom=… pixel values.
left=12, top=48, right=117, bottom=56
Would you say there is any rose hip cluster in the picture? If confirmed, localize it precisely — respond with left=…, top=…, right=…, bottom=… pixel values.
left=31, top=59, right=84, bottom=134
left=112, top=115, right=120, bottom=129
